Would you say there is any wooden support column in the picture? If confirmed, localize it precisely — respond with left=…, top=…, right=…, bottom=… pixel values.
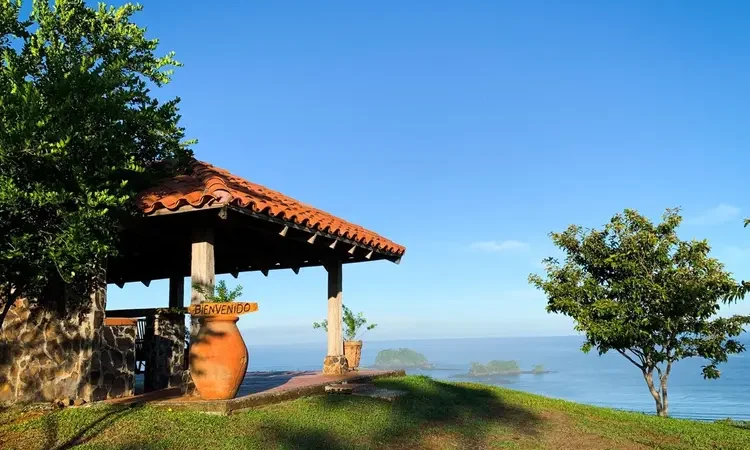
left=190, top=228, right=215, bottom=343
left=165, top=276, right=187, bottom=391
left=169, top=276, right=184, bottom=308
left=326, top=262, right=343, bottom=356
left=322, top=261, right=348, bottom=375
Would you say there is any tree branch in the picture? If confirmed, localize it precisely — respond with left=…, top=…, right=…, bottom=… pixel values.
left=617, top=349, right=644, bottom=369
left=629, top=347, right=645, bottom=359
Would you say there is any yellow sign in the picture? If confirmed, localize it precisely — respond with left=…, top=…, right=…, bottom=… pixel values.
left=188, top=302, right=258, bottom=317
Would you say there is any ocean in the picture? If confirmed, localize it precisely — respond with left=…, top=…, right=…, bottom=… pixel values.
left=244, top=335, right=750, bottom=421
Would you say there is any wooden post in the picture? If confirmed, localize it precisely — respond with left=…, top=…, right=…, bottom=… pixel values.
left=190, top=228, right=215, bottom=343
left=169, top=276, right=184, bottom=308
left=191, top=229, right=215, bottom=304
left=322, top=261, right=348, bottom=375
left=327, top=262, right=343, bottom=356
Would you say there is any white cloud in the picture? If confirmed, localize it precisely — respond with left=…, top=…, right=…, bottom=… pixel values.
left=687, top=203, right=741, bottom=226
left=470, top=240, right=528, bottom=252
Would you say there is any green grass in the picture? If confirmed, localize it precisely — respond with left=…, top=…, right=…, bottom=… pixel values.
left=1, top=375, right=748, bottom=449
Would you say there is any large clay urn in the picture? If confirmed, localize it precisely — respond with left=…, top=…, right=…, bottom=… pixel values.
left=189, top=315, right=248, bottom=400
left=344, top=340, right=363, bottom=370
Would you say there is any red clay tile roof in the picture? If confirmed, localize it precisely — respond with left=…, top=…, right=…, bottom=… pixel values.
left=137, top=160, right=405, bottom=256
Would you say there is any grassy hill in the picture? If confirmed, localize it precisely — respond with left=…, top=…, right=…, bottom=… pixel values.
left=1, top=375, right=748, bottom=449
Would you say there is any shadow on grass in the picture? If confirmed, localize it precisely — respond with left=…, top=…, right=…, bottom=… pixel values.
left=42, top=404, right=143, bottom=450
left=263, top=375, right=541, bottom=449
left=383, top=376, right=540, bottom=447
left=261, top=426, right=351, bottom=450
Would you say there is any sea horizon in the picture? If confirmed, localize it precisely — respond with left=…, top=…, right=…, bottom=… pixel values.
left=241, top=335, right=750, bottom=422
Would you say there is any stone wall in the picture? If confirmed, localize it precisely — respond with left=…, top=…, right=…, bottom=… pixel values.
left=0, top=284, right=106, bottom=404
left=0, top=286, right=195, bottom=404
left=86, top=324, right=136, bottom=401
left=145, top=311, right=189, bottom=392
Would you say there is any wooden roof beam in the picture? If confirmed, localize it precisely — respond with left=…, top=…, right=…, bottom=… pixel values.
left=149, top=202, right=225, bottom=217
left=225, top=206, right=402, bottom=261
left=107, top=254, right=380, bottom=284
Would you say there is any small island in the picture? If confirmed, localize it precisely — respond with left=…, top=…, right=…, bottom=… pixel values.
left=453, top=360, right=553, bottom=378
left=371, top=348, right=435, bottom=369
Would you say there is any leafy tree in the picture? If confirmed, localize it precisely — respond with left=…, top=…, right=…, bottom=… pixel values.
left=374, top=348, right=430, bottom=368
left=469, top=360, right=520, bottom=375
left=531, top=364, right=545, bottom=374
left=529, top=208, right=749, bottom=417
left=192, top=280, right=243, bottom=303
left=469, top=362, right=488, bottom=376
left=486, top=360, right=520, bottom=373
left=0, top=0, right=193, bottom=327
left=313, top=304, right=377, bottom=341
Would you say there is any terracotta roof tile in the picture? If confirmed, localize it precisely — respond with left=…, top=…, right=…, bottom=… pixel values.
left=137, top=161, right=406, bottom=256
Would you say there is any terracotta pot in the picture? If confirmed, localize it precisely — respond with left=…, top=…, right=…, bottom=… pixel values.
left=344, top=340, right=362, bottom=369
left=189, top=315, right=248, bottom=400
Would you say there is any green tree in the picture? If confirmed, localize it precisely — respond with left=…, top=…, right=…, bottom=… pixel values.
left=374, top=348, right=430, bottom=367
left=529, top=208, right=749, bottom=417
left=486, top=360, right=520, bottom=373
left=0, top=0, right=193, bottom=327
left=469, top=362, right=488, bottom=376
left=313, top=304, right=377, bottom=341
left=192, top=280, right=243, bottom=303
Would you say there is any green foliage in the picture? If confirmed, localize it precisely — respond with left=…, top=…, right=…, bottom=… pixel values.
left=529, top=208, right=750, bottom=416
left=532, top=365, right=545, bottom=373
left=312, top=304, right=377, bottom=341
left=469, top=362, right=488, bottom=376
left=192, top=280, right=243, bottom=303
left=311, top=318, right=328, bottom=332
left=469, top=360, right=520, bottom=375
left=0, top=1, right=193, bottom=324
left=374, top=348, right=430, bottom=367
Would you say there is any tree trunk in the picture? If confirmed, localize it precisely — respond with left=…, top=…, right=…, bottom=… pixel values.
left=659, top=362, right=672, bottom=418
left=642, top=369, right=667, bottom=417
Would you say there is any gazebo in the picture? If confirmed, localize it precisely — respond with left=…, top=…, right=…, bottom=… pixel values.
left=0, top=160, right=405, bottom=403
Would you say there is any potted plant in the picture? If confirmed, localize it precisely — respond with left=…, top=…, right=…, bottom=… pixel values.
left=189, top=280, right=249, bottom=400
left=313, top=305, right=376, bottom=370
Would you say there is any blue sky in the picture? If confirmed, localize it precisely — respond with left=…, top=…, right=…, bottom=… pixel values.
left=105, top=1, right=750, bottom=343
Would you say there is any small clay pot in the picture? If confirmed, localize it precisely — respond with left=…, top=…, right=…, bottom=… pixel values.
left=189, top=315, right=248, bottom=400
left=343, top=340, right=363, bottom=370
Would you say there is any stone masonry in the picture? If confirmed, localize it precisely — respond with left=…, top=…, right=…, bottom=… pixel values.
left=322, top=355, right=349, bottom=375
left=86, top=323, right=136, bottom=401
left=145, top=310, right=189, bottom=392
left=0, top=284, right=106, bottom=404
